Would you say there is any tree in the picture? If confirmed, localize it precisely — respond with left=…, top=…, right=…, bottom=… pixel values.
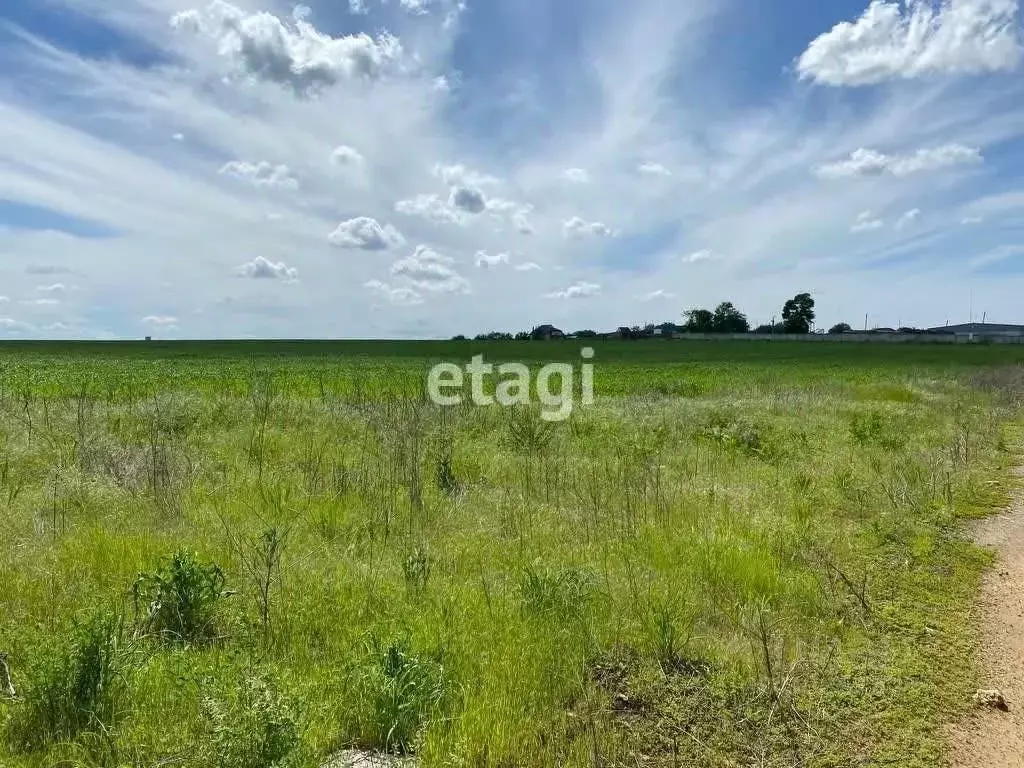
left=782, top=293, right=816, bottom=334
left=712, top=302, right=750, bottom=333
left=828, top=322, right=852, bottom=335
left=683, top=308, right=715, bottom=332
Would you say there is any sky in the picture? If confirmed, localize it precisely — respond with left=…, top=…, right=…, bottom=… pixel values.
left=2, top=0, right=1024, bottom=339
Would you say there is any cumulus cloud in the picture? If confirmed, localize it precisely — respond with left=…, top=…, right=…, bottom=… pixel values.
left=365, top=279, right=424, bottom=305
left=638, top=162, right=671, bottom=177
left=561, top=168, right=590, bottom=183
left=512, top=209, right=536, bottom=235
left=545, top=281, right=601, bottom=299
left=0, top=318, right=31, bottom=331
left=682, top=249, right=715, bottom=263
left=796, top=0, right=1023, bottom=86
left=851, top=210, right=884, bottom=232
left=37, top=283, right=66, bottom=293
left=475, top=251, right=509, bottom=268
left=639, top=289, right=676, bottom=301
left=142, top=315, right=179, bottom=327
left=895, top=207, right=921, bottom=228
left=330, top=145, right=365, bottom=167
left=220, top=160, right=299, bottom=189
left=449, top=185, right=487, bottom=214
left=514, top=262, right=542, bottom=272
left=235, top=256, right=299, bottom=280
left=563, top=216, right=616, bottom=239
left=433, top=163, right=498, bottom=187
left=962, top=215, right=985, bottom=224
left=390, top=245, right=470, bottom=294
left=395, top=194, right=462, bottom=224
left=171, top=1, right=404, bottom=96
left=815, top=144, right=983, bottom=178
left=328, top=216, right=405, bottom=250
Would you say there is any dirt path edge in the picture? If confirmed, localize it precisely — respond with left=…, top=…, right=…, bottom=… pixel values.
left=946, top=466, right=1024, bottom=767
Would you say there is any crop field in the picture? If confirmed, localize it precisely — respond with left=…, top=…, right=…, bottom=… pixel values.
left=1, top=340, right=1024, bottom=768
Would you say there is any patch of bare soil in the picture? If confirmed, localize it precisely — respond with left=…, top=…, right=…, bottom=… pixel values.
left=947, top=467, right=1024, bottom=767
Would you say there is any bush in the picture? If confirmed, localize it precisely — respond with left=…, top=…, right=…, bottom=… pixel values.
left=349, top=636, right=448, bottom=755
left=8, top=611, right=132, bottom=751
left=203, top=673, right=305, bottom=768
left=132, top=551, right=231, bottom=644
left=519, top=564, right=594, bottom=619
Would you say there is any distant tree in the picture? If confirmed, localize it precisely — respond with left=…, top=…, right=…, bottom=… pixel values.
left=828, top=322, right=852, bottom=335
left=452, top=335, right=468, bottom=341
left=712, top=302, right=750, bottom=333
left=683, top=309, right=715, bottom=332
left=514, top=331, right=531, bottom=341
left=575, top=329, right=599, bottom=339
left=476, top=331, right=513, bottom=341
left=782, top=293, right=816, bottom=334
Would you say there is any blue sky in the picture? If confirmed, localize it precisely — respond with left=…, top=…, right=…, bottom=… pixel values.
left=1, top=0, right=1024, bottom=339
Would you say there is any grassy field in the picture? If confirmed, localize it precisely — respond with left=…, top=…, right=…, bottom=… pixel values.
left=1, top=340, right=1023, bottom=767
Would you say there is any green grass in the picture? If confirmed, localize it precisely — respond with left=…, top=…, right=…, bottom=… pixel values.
left=0, top=340, right=1021, bottom=767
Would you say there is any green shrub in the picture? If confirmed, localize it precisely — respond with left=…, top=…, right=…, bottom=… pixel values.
left=132, top=551, right=231, bottom=644
left=519, top=564, right=594, bottom=619
left=349, top=636, right=448, bottom=755
left=203, top=673, right=304, bottom=768
left=9, top=611, right=132, bottom=751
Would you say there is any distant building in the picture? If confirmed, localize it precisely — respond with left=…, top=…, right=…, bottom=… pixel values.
left=531, top=324, right=565, bottom=340
left=927, top=323, right=1024, bottom=338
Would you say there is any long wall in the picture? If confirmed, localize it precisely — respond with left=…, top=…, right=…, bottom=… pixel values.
left=672, top=332, right=1024, bottom=344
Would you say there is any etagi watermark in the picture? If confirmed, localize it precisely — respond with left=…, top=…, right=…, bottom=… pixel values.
left=427, top=348, right=595, bottom=422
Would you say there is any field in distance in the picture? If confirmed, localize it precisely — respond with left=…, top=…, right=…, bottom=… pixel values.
left=1, top=340, right=1023, bottom=767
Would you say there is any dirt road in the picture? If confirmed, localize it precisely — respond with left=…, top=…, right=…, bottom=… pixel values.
left=947, top=467, right=1024, bottom=767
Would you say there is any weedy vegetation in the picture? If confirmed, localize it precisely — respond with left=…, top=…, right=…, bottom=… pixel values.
left=0, top=339, right=1023, bottom=767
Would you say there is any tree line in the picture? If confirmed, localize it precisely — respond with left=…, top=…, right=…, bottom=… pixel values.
left=455, top=292, right=833, bottom=341
left=683, top=292, right=816, bottom=334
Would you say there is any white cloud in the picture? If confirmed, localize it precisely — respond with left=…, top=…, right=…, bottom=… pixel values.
left=512, top=208, right=536, bottom=235
left=815, top=144, right=982, bottom=178
left=433, top=163, right=498, bottom=187
left=365, top=279, right=424, bottom=305
left=682, top=249, right=715, bottom=263
left=22, top=298, right=60, bottom=307
left=328, top=216, right=405, bottom=250
left=220, top=160, right=299, bottom=189
left=514, top=262, right=542, bottom=272
left=638, top=162, right=671, bottom=177
left=395, top=194, right=462, bottom=224
left=389, top=245, right=470, bottom=294
left=639, top=288, right=676, bottom=301
left=172, top=133, right=185, bottom=142
left=545, top=281, right=602, bottom=299
left=142, top=315, right=179, bottom=327
left=962, top=215, right=984, bottom=224
left=561, top=168, right=590, bottom=183
left=563, top=216, right=616, bottom=239
left=330, top=145, right=365, bottom=167
left=895, top=207, right=921, bottom=229
left=0, top=318, right=31, bottom=331
left=475, top=251, right=510, bottom=268
left=171, top=1, right=405, bottom=96
left=37, top=283, right=66, bottom=293
left=449, top=185, right=487, bottom=214
left=349, top=0, right=369, bottom=14
left=235, top=256, right=299, bottom=280
left=797, top=0, right=1023, bottom=86
left=851, top=210, right=885, bottom=232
